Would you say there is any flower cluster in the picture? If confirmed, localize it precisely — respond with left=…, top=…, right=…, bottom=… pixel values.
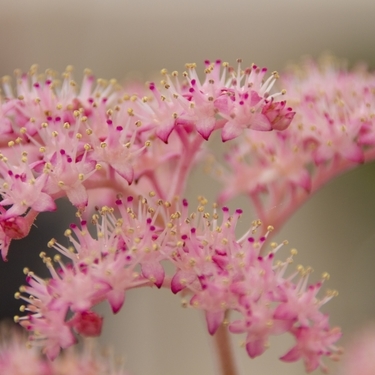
left=15, top=196, right=341, bottom=372
left=0, top=61, right=294, bottom=259
left=212, top=57, right=375, bottom=228
left=0, top=58, right=354, bottom=374
left=0, top=324, right=129, bottom=375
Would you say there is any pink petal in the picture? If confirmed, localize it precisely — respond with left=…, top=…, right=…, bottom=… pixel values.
left=113, top=163, right=134, bottom=184
left=273, top=303, right=297, bottom=321
left=205, top=310, right=225, bottom=335
left=246, top=337, right=267, bottom=358
left=293, top=170, right=311, bottom=192
left=280, top=346, right=301, bottom=362
left=65, top=184, right=88, bottom=208
left=221, top=121, right=244, bottom=142
left=344, top=144, right=364, bottom=163
left=107, top=289, right=125, bottom=314
left=196, top=117, right=216, bottom=140
left=250, top=113, right=272, bottom=131
left=155, top=119, right=175, bottom=143
left=171, top=269, right=195, bottom=294
left=31, top=192, right=57, bottom=212
left=272, top=110, right=295, bottom=130
left=228, top=319, right=246, bottom=334
left=45, top=344, right=61, bottom=361
left=141, top=262, right=165, bottom=288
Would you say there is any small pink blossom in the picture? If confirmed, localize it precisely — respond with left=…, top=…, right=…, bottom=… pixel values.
left=69, top=311, right=103, bottom=337
left=280, top=321, right=342, bottom=373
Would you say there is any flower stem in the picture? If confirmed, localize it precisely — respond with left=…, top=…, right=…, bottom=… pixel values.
left=212, top=321, right=239, bottom=375
left=167, top=131, right=204, bottom=200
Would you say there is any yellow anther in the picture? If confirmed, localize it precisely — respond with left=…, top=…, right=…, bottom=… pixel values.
left=327, top=289, right=339, bottom=297
left=297, top=264, right=305, bottom=273
left=189, top=258, right=196, bottom=266
left=47, top=238, right=56, bottom=248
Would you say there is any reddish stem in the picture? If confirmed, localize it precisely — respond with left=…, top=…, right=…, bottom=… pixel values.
left=212, top=319, right=239, bottom=375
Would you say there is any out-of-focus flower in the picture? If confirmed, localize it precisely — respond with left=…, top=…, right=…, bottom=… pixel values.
left=212, top=56, right=375, bottom=231
left=338, top=324, right=375, bottom=375
left=0, top=323, right=130, bottom=375
left=0, top=324, right=51, bottom=375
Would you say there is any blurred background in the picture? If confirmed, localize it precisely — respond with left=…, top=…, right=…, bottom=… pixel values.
left=1, top=0, right=375, bottom=374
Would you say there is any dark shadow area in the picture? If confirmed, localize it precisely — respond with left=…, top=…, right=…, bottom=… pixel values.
left=0, top=199, right=76, bottom=321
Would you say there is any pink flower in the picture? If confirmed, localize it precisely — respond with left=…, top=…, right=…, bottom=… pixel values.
left=19, top=311, right=77, bottom=360
left=134, top=60, right=294, bottom=142
left=0, top=209, right=37, bottom=260
left=0, top=325, right=52, bottom=375
left=280, top=320, right=342, bottom=373
left=69, top=311, right=103, bottom=337
left=214, top=57, right=375, bottom=231
left=0, top=323, right=131, bottom=375
left=15, top=197, right=340, bottom=372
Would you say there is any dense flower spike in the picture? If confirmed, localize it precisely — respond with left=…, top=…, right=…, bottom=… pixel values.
left=213, top=56, right=375, bottom=230
left=0, top=60, right=293, bottom=259
left=15, top=197, right=340, bottom=371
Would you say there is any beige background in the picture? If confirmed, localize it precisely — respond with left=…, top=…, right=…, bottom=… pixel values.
left=1, top=1, right=375, bottom=374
